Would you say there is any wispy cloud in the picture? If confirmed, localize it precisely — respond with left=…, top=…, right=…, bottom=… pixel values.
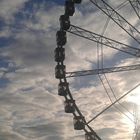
left=0, top=0, right=139, bottom=140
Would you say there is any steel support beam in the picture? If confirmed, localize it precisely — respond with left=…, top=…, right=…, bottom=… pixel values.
left=129, top=0, right=140, bottom=19
left=68, top=24, right=140, bottom=57
left=66, top=64, right=140, bottom=77
left=89, top=0, right=140, bottom=44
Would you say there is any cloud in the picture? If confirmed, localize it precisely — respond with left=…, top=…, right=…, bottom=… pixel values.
left=0, top=0, right=28, bottom=21
left=0, top=0, right=140, bottom=140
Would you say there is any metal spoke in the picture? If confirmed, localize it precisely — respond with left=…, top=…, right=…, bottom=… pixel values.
left=67, top=24, right=140, bottom=57
left=66, top=64, right=140, bottom=77
left=89, top=0, right=140, bottom=44
left=87, top=83, right=140, bottom=124
left=129, top=0, right=140, bottom=19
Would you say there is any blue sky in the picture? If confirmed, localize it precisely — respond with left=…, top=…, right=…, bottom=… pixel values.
left=0, top=0, right=140, bottom=140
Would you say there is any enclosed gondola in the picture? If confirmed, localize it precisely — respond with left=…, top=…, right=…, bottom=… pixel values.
left=56, top=30, right=67, bottom=46
left=59, top=15, right=70, bottom=30
left=58, top=82, right=68, bottom=96
left=73, top=116, right=85, bottom=130
left=55, top=64, right=66, bottom=79
left=85, top=132, right=96, bottom=140
left=64, top=99, right=75, bottom=113
left=72, top=0, right=82, bottom=4
left=65, top=1, right=75, bottom=16
left=55, top=47, right=65, bottom=62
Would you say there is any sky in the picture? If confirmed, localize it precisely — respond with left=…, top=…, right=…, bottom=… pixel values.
left=0, top=0, right=140, bottom=140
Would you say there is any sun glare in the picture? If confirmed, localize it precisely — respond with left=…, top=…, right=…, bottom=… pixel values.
left=121, top=87, right=140, bottom=135
left=122, top=112, right=135, bottom=130
left=127, top=87, right=140, bottom=105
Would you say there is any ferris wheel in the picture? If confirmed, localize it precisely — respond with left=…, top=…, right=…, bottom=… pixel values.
left=54, top=0, right=140, bottom=140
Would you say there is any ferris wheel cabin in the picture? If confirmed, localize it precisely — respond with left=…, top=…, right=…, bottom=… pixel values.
left=65, top=1, right=75, bottom=16
left=85, top=132, right=96, bottom=140
left=64, top=99, right=75, bottom=113
left=73, top=116, right=85, bottom=130
left=59, top=15, right=70, bottom=30
left=55, top=47, right=65, bottom=62
left=72, top=0, right=82, bottom=3
left=56, top=30, right=67, bottom=46
left=55, top=64, right=66, bottom=79
left=58, top=82, right=68, bottom=96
